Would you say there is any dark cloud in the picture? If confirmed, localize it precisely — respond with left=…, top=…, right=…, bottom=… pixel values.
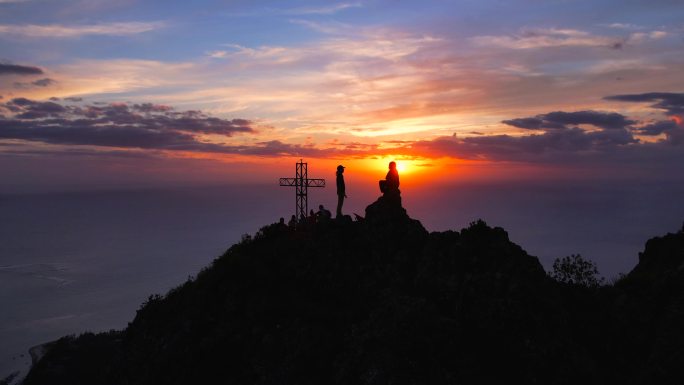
left=403, top=126, right=637, bottom=162
left=0, top=146, right=161, bottom=160
left=223, top=140, right=330, bottom=157
left=0, top=63, right=44, bottom=76
left=6, top=98, right=66, bottom=119
left=604, top=92, right=684, bottom=116
left=14, top=78, right=57, bottom=89
left=487, top=109, right=641, bottom=161
left=0, top=98, right=256, bottom=153
left=397, top=101, right=684, bottom=163
left=132, top=103, right=172, bottom=113
left=501, top=117, right=546, bottom=130
left=32, top=78, right=56, bottom=87
left=634, top=120, right=678, bottom=136
left=47, top=96, right=83, bottom=103
left=603, top=92, right=684, bottom=146
left=503, top=110, right=635, bottom=131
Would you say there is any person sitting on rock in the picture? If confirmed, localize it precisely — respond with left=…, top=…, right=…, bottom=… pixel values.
left=379, top=161, right=400, bottom=195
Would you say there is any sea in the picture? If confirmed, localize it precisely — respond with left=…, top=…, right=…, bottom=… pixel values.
left=1, top=180, right=683, bottom=382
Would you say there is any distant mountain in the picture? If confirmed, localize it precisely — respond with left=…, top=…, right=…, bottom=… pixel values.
left=22, top=195, right=684, bottom=385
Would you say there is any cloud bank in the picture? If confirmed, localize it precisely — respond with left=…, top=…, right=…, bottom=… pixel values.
left=2, top=92, right=683, bottom=163
left=0, top=98, right=255, bottom=152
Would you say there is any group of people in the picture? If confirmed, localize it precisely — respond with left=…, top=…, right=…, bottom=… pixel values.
left=283, top=204, right=334, bottom=229
left=280, top=161, right=401, bottom=228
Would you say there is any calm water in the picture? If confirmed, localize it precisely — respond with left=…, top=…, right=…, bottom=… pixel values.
left=0, top=185, right=289, bottom=380
left=1, top=180, right=682, bottom=381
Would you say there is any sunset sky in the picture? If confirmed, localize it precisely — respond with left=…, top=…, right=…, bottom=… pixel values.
left=1, top=0, right=683, bottom=191
left=4, top=2, right=684, bottom=378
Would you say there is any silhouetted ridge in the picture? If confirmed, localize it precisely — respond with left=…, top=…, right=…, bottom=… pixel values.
left=22, top=209, right=684, bottom=385
left=626, top=228, right=684, bottom=282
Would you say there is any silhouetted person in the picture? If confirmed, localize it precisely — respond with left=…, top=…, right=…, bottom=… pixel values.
left=336, top=165, right=347, bottom=218
left=308, top=209, right=317, bottom=225
left=288, top=215, right=297, bottom=228
left=379, top=161, right=400, bottom=195
left=273, top=217, right=287, bottom=233
left=317, top=204, right=332, bottom=221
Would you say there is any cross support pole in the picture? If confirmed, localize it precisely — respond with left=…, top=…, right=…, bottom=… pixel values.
left=279, top=159, right=325, bottom=221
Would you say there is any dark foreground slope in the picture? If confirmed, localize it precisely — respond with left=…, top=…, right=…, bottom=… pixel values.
left=23, top=198, right=684, bottom=385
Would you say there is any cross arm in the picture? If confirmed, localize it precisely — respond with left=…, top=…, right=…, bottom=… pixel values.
left=278, top=178, right=325, bottom=187
left=279, top=178, right=297, bottom=186
left=306, top=179, right=325, bottom=187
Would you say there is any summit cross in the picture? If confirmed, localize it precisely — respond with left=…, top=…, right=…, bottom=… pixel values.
left=279, top=159, right=325, bottom=221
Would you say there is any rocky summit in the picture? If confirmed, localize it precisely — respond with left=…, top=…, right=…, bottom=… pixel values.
left=21, top=197, right=684, bottom=385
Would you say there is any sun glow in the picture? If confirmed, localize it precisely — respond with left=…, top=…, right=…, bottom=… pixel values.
left=359, top=156, right=429, bottom=177
left=673, top=115, right=683, bottom=126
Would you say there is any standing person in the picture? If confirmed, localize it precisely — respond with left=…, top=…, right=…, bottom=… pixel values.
left=336, top=165, right=347, bottom=218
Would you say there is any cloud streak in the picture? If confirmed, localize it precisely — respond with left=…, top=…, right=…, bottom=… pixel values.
left=0, top=21, right=164, bottom=37
left=471, top=28, right=622, bottom=50
left=0, top=62, right=43, bottom=76
left=14, top=77, right=56, bottom=88
left=283, top=2, right=362, bottom=15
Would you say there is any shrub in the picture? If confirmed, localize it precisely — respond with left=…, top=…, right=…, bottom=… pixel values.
left=550, top=254, right=605, bottom=288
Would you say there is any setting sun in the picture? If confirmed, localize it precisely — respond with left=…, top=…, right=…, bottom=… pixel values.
left=365, top=156, right=424, bottom=175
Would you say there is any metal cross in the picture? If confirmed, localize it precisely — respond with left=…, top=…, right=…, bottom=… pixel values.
left=279, top=159, right=325, bottom=221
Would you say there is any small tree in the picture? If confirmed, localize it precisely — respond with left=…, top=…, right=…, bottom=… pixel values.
left=550, top=254, right=605, bottom=288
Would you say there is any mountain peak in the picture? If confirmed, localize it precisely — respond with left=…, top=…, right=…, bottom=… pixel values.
left=22, top=202, right=684, bottom=385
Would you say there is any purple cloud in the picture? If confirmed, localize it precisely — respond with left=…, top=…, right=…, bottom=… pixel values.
left=403, top=126, right=638, bottom=162
left=399, top=99, right=684, bottom=162
left=604, top=92, right=684, bottom=116
left=503, top=110, right=635, bottom=131
left=0, top=98, right=256, bottom=152
left=0, top=62, right=44, bottom=76
left=634, top=120, right=679, bottom=136
left=31, top=78, right=56, bottom=87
